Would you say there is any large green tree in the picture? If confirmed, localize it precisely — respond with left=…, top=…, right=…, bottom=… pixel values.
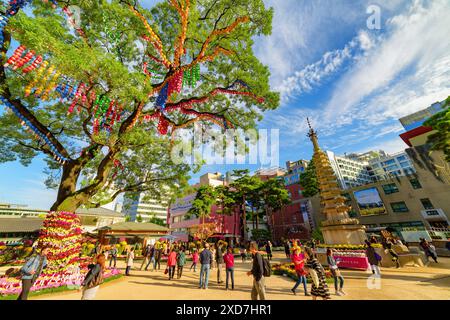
left=424, top=96, right=450, bottom=161
left=258, top=177, right=290, bottom=235
left=0, top=0, right=278, bottom=212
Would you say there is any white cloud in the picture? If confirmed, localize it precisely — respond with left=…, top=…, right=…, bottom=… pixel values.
left=356, top=137, right=409, bottom=155
left=323, top=0, right=450, bottom=124
left=277, top=44, right=354, bottom=102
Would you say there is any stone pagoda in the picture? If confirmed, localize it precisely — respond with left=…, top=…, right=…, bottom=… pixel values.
left=307, top=119, right=367, bottom=245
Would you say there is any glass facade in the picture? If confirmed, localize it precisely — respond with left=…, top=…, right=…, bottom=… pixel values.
left=382, top=183, right=399, bottom=195
left=390, top=201, right=409, bottom=212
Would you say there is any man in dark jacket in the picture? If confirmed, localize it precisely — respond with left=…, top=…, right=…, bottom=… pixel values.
left=216, top=243, right=224, bottom=284
left=199, top=243, right=213, bottom=289
left=247, top=241, right=266, bottom=300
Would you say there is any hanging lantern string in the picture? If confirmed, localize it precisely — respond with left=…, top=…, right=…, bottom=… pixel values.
left=128, top=4, right=170, bottom=68
left=0, top=96, right=70, bottom=163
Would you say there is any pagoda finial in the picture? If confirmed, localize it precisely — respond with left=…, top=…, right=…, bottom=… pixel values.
left=306, top=118, right=320, bottom=152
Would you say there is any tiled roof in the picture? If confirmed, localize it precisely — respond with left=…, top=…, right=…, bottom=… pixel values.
left=75, top=207, right=124, bottom=217
left=0, top=218, right=44, bottom=233
left=96, top=222, right=168, bottom=232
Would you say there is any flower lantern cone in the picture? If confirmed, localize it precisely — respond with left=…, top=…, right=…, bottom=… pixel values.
left=37, top=211, right=82, bottom=276
left=307, top=119, right=367, bottom=245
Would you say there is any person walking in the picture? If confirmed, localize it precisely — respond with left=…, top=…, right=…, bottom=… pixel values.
left=177, top=246, right=186, bottom=279
left=145, top=245, right=155, bottom=271
left=223, top=246, right=235, bottom=290
left=419, top=238, right=438, bottom=263
left=190, top=249, right=199, bottom=272
left=167, top=247, right=177, bottom=280
left=247, top=241, right=266, bottom=300
left=304, top=246, right=330, bottom=300
left=125, top=247, right=134, bottom=276
left=327, top=248, right=345, bottom=296
left=140, top=244, right=152, bottom=271
left=240, top=246, right=247, bottom=262
left=383, top=237, right=400, bottom=268
left=199, top=243, right=213, bottom=289
left=215, top=243, right=224, bottom=284
left=365, top=240, right=381, bottom=275
left=154, top=243, right=162, bottom=270
left=80, top=254, right=105, bottom=300
left=18, top=246, right=50, bottom=300
left=284, top=241, right=290, bottom=259
left=290, top=247, right=309, bottom=296
left=210, top=245, right=216, bottom=270
left=109, top=245, right=118, bottom=268
left=265, top=241, right=273, bottom=261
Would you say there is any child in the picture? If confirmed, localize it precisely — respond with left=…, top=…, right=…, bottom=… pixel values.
left=240, top=247, right=247, bottom=262
left=190, top=249, right=199, bottom=272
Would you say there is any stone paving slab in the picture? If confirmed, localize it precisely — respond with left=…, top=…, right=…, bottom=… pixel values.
left=31, top=253, right=450, bottom=300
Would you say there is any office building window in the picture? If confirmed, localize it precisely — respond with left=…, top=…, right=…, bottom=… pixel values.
left=382, top=183, right=399, bottom=195
left=420, top=198, right=434, bottom=210
left=390, top=202, right=409, bottom=213
left=409, top=178, right=422, bottom=189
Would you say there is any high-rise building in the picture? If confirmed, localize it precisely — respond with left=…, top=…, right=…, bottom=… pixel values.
left=399, top=100, right=446, bottom=131
left=122, top=192, right=170, bottom=222
left=284, top=160, right=308, bottom=185
left=325, top=150, right=373, bottom=189
left=368, top=151, right=416, bottom=180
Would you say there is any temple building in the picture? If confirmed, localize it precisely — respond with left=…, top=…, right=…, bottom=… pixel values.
left=307, top=119, right=367, bottom=244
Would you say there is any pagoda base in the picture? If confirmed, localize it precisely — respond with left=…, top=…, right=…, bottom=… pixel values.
left=321, top=224, right=367, bottom=245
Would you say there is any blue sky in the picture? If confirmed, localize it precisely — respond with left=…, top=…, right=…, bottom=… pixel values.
left=1, top=0, right=449, bottom=209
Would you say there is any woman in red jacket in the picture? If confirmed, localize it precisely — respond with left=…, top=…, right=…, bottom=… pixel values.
left=223, top=246, right=235, bottom=290
left=167, top=247, right=177, bottom=280
left=290, top=247, right=310, bottom=296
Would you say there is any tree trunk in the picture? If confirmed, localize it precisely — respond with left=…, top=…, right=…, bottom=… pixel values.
left=50, top=162, right=83, bottom=212
left=256, top=210, right=259, bottom=230
left=242, top=196, right=247, bottom=241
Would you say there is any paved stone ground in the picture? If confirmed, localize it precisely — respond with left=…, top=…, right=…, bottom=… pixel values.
left=31, top=252, right=450, bottom=300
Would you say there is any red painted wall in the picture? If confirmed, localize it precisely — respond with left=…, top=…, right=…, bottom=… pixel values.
left=271, top=183, right=310, bottom=242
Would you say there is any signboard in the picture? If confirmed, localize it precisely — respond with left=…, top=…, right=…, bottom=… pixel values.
left=354, top=187, right=387, bottom=216
left=335, top=255, right=369, bottom=270
left=170, top=194, right=195, bottom=215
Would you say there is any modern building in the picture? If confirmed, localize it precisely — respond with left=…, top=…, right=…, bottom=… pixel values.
left=0, top=204, right=125, bottom=233
left=326, top=150, right=373, bottom=189
left=399, top=100, right=447, bottom=131
left=368, top=151, right=416, bottom=180
left=122, top=192, right=170, bottom=222
left=284, top=160, right=308, bottom=185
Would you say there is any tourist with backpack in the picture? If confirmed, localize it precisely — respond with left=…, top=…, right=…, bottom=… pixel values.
left=247, top=241, right=267, bottom=300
